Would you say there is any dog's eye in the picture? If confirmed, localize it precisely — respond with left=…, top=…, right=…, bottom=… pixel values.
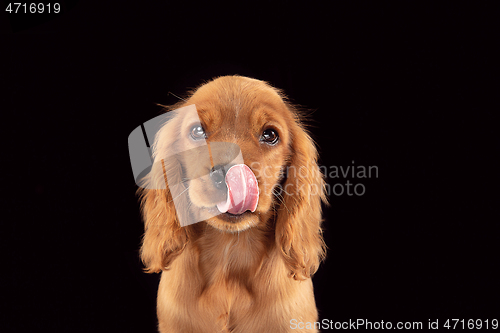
left=190, top=125, right=206, bottom=140
left=260, top=129, right=279, bottom=145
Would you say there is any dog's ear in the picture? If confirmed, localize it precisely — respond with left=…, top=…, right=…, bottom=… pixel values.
left=138, top=187, right=189, bottom=273
left=137, top=109, right=190, bottom=273
left=275, top=108, right=328, bottom=281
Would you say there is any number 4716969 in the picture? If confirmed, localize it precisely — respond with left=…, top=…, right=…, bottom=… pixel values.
left=5, top=3, right=60, bottom=14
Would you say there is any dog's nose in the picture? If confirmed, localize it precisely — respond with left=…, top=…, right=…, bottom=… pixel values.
left=210, top=165, right=227, bottom=190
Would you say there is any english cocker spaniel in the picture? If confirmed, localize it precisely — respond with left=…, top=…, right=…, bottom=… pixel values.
left=137, top=75, right=327, bottom=332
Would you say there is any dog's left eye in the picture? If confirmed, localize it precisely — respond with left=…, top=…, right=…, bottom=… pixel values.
left=260, top=128, right=279, bottom=145
left=190, top=125, right=206, bottom=140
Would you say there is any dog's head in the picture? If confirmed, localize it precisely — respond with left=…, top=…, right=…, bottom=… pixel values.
left=138, top=75, right=327, bottom=279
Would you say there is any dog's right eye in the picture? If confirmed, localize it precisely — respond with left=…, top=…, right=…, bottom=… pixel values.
left=190, top=125, right=206, bottom=140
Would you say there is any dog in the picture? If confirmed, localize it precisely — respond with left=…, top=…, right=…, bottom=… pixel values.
left=137, top=75, right=327, bottom=332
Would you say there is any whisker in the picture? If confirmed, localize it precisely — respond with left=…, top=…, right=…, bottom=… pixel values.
left=168, top=91, right=187, bottom=102
left=273, top=190, right=291, bottom=215
left=165, top=185, right=190, bottom=204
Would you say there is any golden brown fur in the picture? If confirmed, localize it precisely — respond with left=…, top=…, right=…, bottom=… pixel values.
left=137, top=75, right=327, bottom=332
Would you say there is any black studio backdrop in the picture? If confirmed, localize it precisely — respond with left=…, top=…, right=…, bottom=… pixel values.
left=2, top=2, right=499, bottom=332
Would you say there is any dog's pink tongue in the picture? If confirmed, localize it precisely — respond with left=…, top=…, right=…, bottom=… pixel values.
left=216, top=164, right=259, bottom=215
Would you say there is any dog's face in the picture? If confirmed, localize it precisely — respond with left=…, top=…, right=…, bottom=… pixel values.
left=174, top=76, right=294, bottom=232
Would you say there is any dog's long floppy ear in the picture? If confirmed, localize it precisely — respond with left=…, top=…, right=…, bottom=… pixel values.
left=137, top=109, right=190, bottom=273
left=275, top=107, right=328, bottom=281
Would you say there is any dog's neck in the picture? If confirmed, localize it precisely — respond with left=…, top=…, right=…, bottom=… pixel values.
left=193, top=224, right=274, bottom=286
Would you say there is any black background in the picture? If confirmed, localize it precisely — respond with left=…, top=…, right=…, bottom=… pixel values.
left=2, top=1, right=499, bottom=332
